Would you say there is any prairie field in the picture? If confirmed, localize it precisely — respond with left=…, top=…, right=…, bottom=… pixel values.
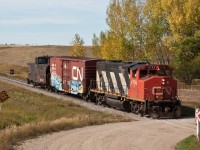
left=0, top=45, right=92, bottom=66
left=0, top=80, right=130, bottom=150
left=0, top=45, right=92, bottom=80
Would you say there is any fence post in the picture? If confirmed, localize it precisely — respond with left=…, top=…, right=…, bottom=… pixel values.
left=0, top=102, right=2, bottom=112
left=195, top=108, right=200, bottom=141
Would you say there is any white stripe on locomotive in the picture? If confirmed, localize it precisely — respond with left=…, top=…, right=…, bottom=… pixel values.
left=110, top=72, right=119, bottom=93
left=119, top=73, right=128, bottom=95
left=101, top=71, right=111, bottom=92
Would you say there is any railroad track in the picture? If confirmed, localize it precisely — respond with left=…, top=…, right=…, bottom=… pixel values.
left=0, top=76, right=144, bottom=120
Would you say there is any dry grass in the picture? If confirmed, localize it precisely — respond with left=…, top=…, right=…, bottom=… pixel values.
left=0, top=63, right=28, bottom=80
left=178, top=89, right=200, bottom=103
left=0, top=81, right=131, bottom=150
left=0, top=45, right=93, bottom=66
left=0, top=45, right=93, bottom=81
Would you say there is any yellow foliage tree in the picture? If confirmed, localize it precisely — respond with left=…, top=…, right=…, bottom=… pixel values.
left=161, top=0, right=200, bottom=41
left=71, top=34, right=86, bottom=57
left=95, top=0, right=145, bottom=61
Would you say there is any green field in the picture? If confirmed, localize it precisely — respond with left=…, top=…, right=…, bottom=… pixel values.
left=176, top=135, right=200, bottom=150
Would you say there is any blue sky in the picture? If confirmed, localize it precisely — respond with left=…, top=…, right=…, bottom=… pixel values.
left=0, top=0, right=110, bottom=45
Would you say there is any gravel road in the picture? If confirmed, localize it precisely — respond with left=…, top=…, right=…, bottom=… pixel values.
left=17, top=118, right=195, bottom=150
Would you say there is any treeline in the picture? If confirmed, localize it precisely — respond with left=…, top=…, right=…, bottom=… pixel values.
left=71, top=0, right=200, bottom=85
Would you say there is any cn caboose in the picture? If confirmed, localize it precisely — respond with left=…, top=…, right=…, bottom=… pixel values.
left=27, top=56, right=51, bottom=88
left=27, top=56, right=181, bottom=118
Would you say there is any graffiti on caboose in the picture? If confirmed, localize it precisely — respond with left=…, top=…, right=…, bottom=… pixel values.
left=51, top=74, right=62, bottom=91
left=68, top=80, right=83, bottom=94
left=67, top=66, right=84, bottom=94
left=51, top=63, right=62, bottom=91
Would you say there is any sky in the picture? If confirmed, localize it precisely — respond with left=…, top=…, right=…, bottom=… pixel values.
left=0, top=0, right=110, bottom=45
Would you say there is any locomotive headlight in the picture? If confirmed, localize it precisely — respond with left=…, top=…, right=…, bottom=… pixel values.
left=162, top=79, right=165, bottom=85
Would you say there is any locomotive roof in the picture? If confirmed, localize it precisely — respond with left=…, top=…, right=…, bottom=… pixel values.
left=123, top=61, right=148, bottom=70
left=51, top=56, right=102, bottom=61
left=98, top=60, right=148, bottom=70
left=130, top=62, right=148, bottom=70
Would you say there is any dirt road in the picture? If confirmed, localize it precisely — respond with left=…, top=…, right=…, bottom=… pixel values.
left=17, top=118, right=195, bottom=150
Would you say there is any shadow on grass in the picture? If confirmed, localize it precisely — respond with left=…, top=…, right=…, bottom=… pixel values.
left=181, top=105, right=195, bottom=118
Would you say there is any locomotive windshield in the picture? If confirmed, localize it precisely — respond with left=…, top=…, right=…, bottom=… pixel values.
left=138, top=65, right=172, bottom=78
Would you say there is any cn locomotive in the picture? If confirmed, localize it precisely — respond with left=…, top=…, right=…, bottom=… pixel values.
left=27, top=56, right=181, bottom=119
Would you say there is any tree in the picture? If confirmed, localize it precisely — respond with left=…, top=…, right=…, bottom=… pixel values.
left=161, top=0, right=200, bottom=42
left=71, top=34, right=86, bottom=57
left=173, top=36, right=200, bottom=84
left=92, top=33, right=101, bottom=58
left=143, top=0, right=171, bottom=64
left=96, top=0, right=145, bottom=61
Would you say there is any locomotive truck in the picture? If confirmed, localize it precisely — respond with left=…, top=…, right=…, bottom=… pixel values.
left=27, top=56, right=181, bottom=119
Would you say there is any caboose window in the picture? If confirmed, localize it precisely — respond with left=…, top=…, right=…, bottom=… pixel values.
left=139, top=70, right=147, bottom=78
left=38, top=58, right=47, bottom=64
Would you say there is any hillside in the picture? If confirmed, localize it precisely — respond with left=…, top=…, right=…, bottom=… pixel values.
left=0, top=45, right=93, bottom=66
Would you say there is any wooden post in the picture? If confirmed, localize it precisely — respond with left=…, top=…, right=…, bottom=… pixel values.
left=0, top=102, right=2, bottom=112
left=195, top=108, right=200, bottom=141
left=0, top=91, right=9, bottom=112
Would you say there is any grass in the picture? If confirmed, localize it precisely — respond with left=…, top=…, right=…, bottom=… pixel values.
left=0, top=80, right=131, bottom=150
left=178, top=80, right=200, bottom=90
left=0, top=63, right=28, bottom=81
left=176, top=135, right=200, bottom=150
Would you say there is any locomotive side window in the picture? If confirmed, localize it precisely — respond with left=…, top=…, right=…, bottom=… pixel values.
left=157, top=70, right=166, bottom=76
left=132, top=70, right=137, bottom=78
left=166, top=70, right=172, bottom=76
left=149, top=70, right=157, bottom=75
left=139, top=70, right=147, bottom=78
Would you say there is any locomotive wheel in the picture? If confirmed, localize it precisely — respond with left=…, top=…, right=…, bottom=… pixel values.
left=150, top=112, right=160, bottom=119
left=173, top=107, right=181, bottom=119
left=33, top=82, right=36, bottom=87
left=139, top=110, right=144, bottom=117
left=27, top=79, right=31, bottom=84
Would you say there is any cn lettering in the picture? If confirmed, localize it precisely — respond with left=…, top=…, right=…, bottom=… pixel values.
left=152, top=86, right=172, bottom=95
left=72, top=66, right=83, bottom=81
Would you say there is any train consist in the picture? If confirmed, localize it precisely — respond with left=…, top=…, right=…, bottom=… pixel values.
left=27, top=56, right=181, bottom=118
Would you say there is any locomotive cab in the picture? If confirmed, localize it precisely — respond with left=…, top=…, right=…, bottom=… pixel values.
left=129, top=64, right=181, bottom=118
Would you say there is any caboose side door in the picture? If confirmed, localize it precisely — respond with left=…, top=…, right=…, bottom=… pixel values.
left=62, top=60, right=70, bottom=92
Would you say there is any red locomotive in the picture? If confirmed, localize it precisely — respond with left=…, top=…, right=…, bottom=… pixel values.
left=27, top=56, right=181, bottom=118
